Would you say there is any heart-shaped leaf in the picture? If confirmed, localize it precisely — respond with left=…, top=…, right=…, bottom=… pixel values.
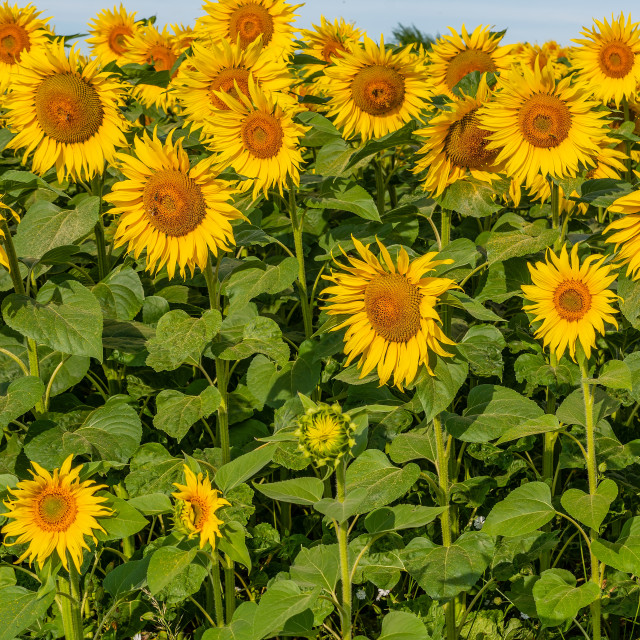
left=560, top=479, right=617, bottom=530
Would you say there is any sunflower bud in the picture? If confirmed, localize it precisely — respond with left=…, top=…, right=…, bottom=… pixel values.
left=295, top=402, right=356, bottom=467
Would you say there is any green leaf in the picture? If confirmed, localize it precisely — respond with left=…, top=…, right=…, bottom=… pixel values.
left=345, top=121, right=417, bottom=169
left=218, top=316, right=289, bottom=366
left=147, top=545, right=199, bottom=595
left=486, top=221, right=560, bottom=264
left=364, top=505, right=446, bottom=534
left=456, top=324, right=506, bottom=378
left=403, top=532, right=494, bottom=600
left=222, top=258, right=298, bottom=310
left=619, top=274, right=640, bottom=328
left=446, top=384, right=544, bottom=442
left=12, top=197, right=99, bottom=260
left=306, top=179, right=380, bottom=221
left=556, top=387, right=619, bottom=427
left=97, top=495, right=148, bottom=541
left=314, top=138, right=358, bottom=177
left=154, top=386, right=221, bottom=442
left=103, top=557, right=150, bottom=597
left=313, top=487, right=370, bottom=523
left=415, top=357, right=468, bottom=423
left=0, top=376, right=43, bottom=427
left=0, top=586, right=56, bottom=640
left=127, top=493, right=172, bottom=515
left=560, top=478, right=617, bottom=530
left=377, top=611, right=429, bottom=640
left=532, top=569, right=599, bottom=627
left=591, top=516, right=640, bottom=574
left=495, top=414, right=562, bottom=445
left=255, top=477, right=324, bottom=505
left=439, top=180, right=501, bottom=218
left=595, top=360, right=632, bottom=390
left=125, top=443, right=184, bottom=497
left=2, top=280, right=103, bottom=360
left=291, top=544, right=340, bottom=592
left=346, top=450, right=420, bottom=514
left=298, top=111, right=341, bottom=147
left=483, top=482, right=555, bottom=537
left=146, top=309, right=221, bottom=372
left=218, top=520, right=252, bottom=570
left=92, top=266, right=144, bottom=321
left=215, top=444, right=276, bottom=493
left=388, top=428, right=437, bottom=464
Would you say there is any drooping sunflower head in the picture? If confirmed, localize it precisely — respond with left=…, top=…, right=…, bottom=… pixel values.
left=429, top=24, right=513, bottom=98
left=1, top=455, right=111, bottom=571
left=173, top=36, right=292, bottom=131
left=413, top=74, right=501, bottom=196
left=299, top=15, right=363, bottom=67
left=511, top=41, right=568, bottom=79
left=0, top=198, right=19, bottom=271
left=324, top=35, right=430, bottom=141
left=204, top=78, right=307, bottom=198
left=171, top=22, right=197, bottom=53
left=4, top=40, right=128, bottom=182
left=172, top=466, right=230, bottom=549
left=521, top=244, right=619, bottom=362
left=196, top=0, right=300, bottom=59
left=572, top=13, right=640, bottom=107
left=105, top=129, right=245, bottom=279
left=87, top=4, right=139, bottom=65
left=322, top=237, right=457, bottom=389
left=477, top=62, right=608, bottom=188
left=124, top=24, right=182, bottom=111
left=605, top=190, right=640, bottom=280
left=0, top=1, right=50, bottom=91
left=295, top=402, right=357, bottom=467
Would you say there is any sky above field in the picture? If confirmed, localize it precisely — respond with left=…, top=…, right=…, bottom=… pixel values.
left=35, top=0, right=640, bottom=46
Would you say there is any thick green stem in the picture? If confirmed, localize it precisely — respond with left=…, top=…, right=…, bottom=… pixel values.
left=622, top=98, right=633, bottom=183
left=541, top=353, right=558, bottom=572
left=211, top=555, right=224, bottom=626
left=288, top=179, right=313, bottom=339
left=113, top=484, right=135, bottom=558
left=335, top=459, right=352, bottom=640
left=374, top=159, right=385, bottom=216
left=57, top=561, right=84, bottom=640
left=579, top=358, right=601, bottom=640
left=434, top=414, right=456, bottom=640
left=94, top=218, right=108, bottom=282
left=551, top=180, right=562, bottom=252
left=223, top=554, right=236, bottom=623
left=440, top=209, right=452, bottom=336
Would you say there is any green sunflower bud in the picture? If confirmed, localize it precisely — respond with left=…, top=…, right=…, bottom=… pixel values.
left=295, top=402, right=357, bottom=467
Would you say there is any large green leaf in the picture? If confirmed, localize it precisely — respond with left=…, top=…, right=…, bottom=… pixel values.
left=255, top=477, right=324, bottom=505
left=103, top=556, right=151, bottom=597
left=215, top=444, right=276, bottom=493
left=0, top=586, right=56, bottom=640
left=290, top=544, right=340, bottom=592
left=125, top=443, right=184, bottom=497
left=12, top=197, right=99, bottom=260
left=0, top=376, right=43, bottom=427
left=486, top=219, right=559, bottom=264
left=532, top=569, right=599, bottom=627
left=92, top=266, right=144, bottom=321
left=388, top=427, right=437, bottom=464
left=560, top=478, right=617, bottom=531
left=446, top=384, right=544, bottom=442
left=415, top=357, right=468, bottom=423
left=97, top=495, right=148, bottom=541
left=217, top=316, right=289, bottom=365
left=2, top=280, right=103, bottom=360
left=483, top=482, right=555, bottom=537
left=364, top=505, right=446, bottom=534
left=591, top=516, right=640, bottom=574
left=147, top=545, right=201, bottom=596
left=377, top=611, right=429, bottom=640
left=439, top=180, right=501, bottom=218
left=306, top=179, right=380, bottom=221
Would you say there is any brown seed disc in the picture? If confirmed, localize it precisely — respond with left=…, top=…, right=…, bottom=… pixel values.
left=0, top=23, right=30, bottom=64
left=228, top=3, right=275, bottom=48
left=445, top=49, right=496, bottom=90
left=209, top=67, right=250, bottom=110
left=241, top=110, right=284, bottom=158
left=518, top=93, right=571, bottom=148
left=351, top=64, right=406, bottom=116
left=553, top=279, right=592, bottom=321
left=444, top=107, right=499, bottom=169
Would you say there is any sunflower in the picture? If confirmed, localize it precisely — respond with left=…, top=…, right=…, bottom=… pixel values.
left=511, top=41, right=567, bottom=79
left=413, top=75, right=500, bottom=197
left=173, top=36, right=292, bottom=131
left=172, top=466, right=229, bottom=549
left=521, top=244, right=619, bottom=361
left=124, top=24, right=182, bottom=111
left=429, top=24, right=513, bottom=98
left=572, top=13, right=640, bottom=107
left=295, top=402, right=356, bottom=467
left=204, top=79, right=307, bottom=198
left=196, top=0, right=300, bottom=59
left=322, top=237, right=457, bottom=389
left=4, top=40, right=128, bottom=182
left=171, top=23, right=196, bottom=54
left=0, top=198, right=19, bottom=271
left=104, top=130, right=244, bottom=279
left=86, top=4, right=139, bottom=66
left=477, top=63, right=608, bottom=188
left=0, top=1, right=50, bottom=92
left=604, top=190, right=640, bottom=280
left=324, top=35, right=430, bottom=141
left=2, top=456, right=111, bottom=571
left=299, top=16, right=363, bottom=68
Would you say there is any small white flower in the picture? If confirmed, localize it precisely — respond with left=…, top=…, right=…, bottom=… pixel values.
left=473, top=516, right=486, bottom=530
left=520, top=612, right=530, bottom=620
left=376, top=588, right=391, bottom=601
left=355, top=588, right=366, bottom=601
left=132, top=634, right=142, bottom=640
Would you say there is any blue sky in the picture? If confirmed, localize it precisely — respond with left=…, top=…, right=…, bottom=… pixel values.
left=35, top=0, right=640, bottom=46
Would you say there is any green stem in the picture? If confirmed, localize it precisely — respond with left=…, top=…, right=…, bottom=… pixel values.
left=551, top=180, right=562, bottom=252
left=57, top=561, right=83, bottom=640
left=374, top=159, right=385, bottom=216
left=541, top=353, right=558, bottom=572
left=216, top=358, right=230, bottom=465
left=434, top=414, right=456, bottom=640
left=211, top=555, right=224, bottom=626
left=94, top=218, right=108, bottom=282
left=335, top=459, right=352, bottom=640
left=223, top=554, right=236, bottom=624
left=440, top=208, right=452, bottom=336
left=622, top=98, right=633, bottom=183
left=288, top=178, right=313, bottom=339
left=113, top=484, right=135, bottom=558
left=579, top=357, right=601, bottom=640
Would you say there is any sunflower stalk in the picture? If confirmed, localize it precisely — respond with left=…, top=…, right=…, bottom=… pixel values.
left=335, top=458, right=352, bottom=640
left=551, top=179, right=562, bottom=252
left=622, top=98, right=633, bottom=183
left=373, top=157, right=385, bottom=216
left=579, top=354, right=601, bottom=640
left=57, top=561, right=84, bottom=640
left=288, top=177, right=313, bottom=339
left=91, top=175, right=109, bottom=281
left=209, top=554, right=224, bottom=626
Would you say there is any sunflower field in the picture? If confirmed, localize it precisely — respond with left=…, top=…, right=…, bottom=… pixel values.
left=6, top=2, right=640, bottom=640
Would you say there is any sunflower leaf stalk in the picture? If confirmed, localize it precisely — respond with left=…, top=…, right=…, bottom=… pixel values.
left=335, top=457, right=352, bottom=640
